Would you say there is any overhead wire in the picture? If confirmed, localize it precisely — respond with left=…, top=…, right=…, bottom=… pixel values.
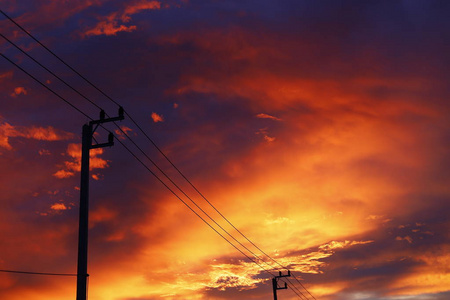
left=1, top=8, right=281, bottom=271
left=291, top=274, right=317, bottom=300
left=114, top=136, right=279, bottom=277
left=3, top=14, right=314, bottom=300
left=0, top=269, right=76, bottom=276
left=0, top=39, right=283, bottom=290
left=0, top=8, right=114, bottom=108
left=1, top=45, right=281, bottom=283
left=116, top=126, right=311, bottom=300
left=0, top=52, right=92, bottom=120
left=115, top=129, right=307, bottom=298
left=1, top=9, right=316, bottom=299
left=0, top=31, right=285, bottom=280
left=0, top=33, right=103, bottom=111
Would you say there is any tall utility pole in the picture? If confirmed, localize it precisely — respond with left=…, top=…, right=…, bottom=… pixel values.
left=76, top=108, right=124, bottom=300
left=272, top=270, right=291, bottom=300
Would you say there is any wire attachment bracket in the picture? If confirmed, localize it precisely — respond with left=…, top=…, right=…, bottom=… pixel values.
left=272, top=270, right=291, bottom=300
left=88, top=108, right=125, bottom=149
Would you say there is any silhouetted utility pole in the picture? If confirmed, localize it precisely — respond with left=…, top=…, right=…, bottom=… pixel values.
left=272, top=270, right=291, bottom=300
left=76, top=108, right=124, bottom=300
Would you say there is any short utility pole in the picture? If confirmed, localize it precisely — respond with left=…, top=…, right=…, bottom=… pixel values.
left=76, top=108, right=124, bottom=300
left=272, top=270, right=291, bottom=300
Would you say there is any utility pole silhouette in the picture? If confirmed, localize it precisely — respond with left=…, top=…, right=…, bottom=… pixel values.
left=272, top=270, right=291, bottom=300
left=76, top=108, right=124, bottom=300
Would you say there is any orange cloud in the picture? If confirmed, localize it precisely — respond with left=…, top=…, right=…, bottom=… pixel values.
left=137, top=24, right=450, bottom=299
left=121, top=0, right=161, bottom=22
left=10, top=86, right=27, bottom=97
left=255, top=128, right=275, bottom=142
left=140, top=27, right=449, bottom=297
left=50, top=203, right=68, bottom=211
left=151, top=112, right=164, bottom=122
left=53, top=169, right=75, bottom=179
left=53, top=143, right=109, bottom=178
left=0, top=0, right=100, bottom=47
left=256, top=113, right=282, bottom=121
left=114, top=125, right=133, bottom=140
left=90, top=206, right=117, bottom=224
left=82, top=1, right=162, bottom=37
left=395, top=236, right=413, bottom=244
left=92, top=173, right=101, bottom=180
left=0, top=122, right=74, bottom=150
left=84, top=19, right=136, bottom=37
left=0, top=71, right=13, bottom=80
left=389, top=249, right=450, bottom=296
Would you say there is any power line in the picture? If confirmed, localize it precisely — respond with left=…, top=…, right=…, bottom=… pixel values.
left=0, top=13, right=282, bottom=275
left=114, top=124, right=316, bottom=300
left=0, top=52, right=92, bottom=120
left=291, top=273, right=317, bottom=300
left=1, top=45, right=282, bottom=287
left=116, top=126, right=312, bottom=298
left=1, top=51, right=285, bottom=297
left=113, top=136, right=279, bottom=279
left=114, top=131, right=311, bottom=300
left=0, top=32, right=284, bottom=281
left=286, top=279, right=309, bottom=300
left=1, top=24, right=276, bottom=274
left=1, top=8, right=280, bottom=269
left=0, top=269, right=76, bottom=277
left=112, top=125, right=287, bottom=269
left=123, top=111, right=317, bottom=300
left=287, top=282, right=308, bottom=300
left=0, top=33, right=103, bottom=111
left=1, top=9, right=316, bottom=299
left=0, top=9, right=119, bottom=108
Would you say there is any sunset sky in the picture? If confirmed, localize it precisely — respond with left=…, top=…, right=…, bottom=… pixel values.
left=1, top=1, right=449, bottom=299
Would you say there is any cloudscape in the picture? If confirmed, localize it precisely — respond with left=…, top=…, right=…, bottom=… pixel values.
left=0, top=1, right=449, bottom=299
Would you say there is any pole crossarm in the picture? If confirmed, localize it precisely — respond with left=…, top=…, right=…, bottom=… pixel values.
left=90, top=107, right=124, bottom=125
left=272, top=270, right=291, bottom=300
left=89, top=108, right=124, bottom=149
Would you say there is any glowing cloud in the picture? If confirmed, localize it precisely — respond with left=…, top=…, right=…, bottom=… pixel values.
left=53, top=143, right=109, bottom=178
left=256, top=128, right=275, bottom=142
left=84, top=20, right=137, bottom=37
left=121, top=1, right=161, bottom=22
left=0, top=71, right=13, bottom=80
left=10, top=86, right=27, bottom=97
left=82, top=1, right=162, bottom=37
left=114, top=125, right=134, bottom=140
left=151, top=112, right=164, bottom=123
left=256, top=113, right=282, bottom=121
left=50, top=203, right=68, bottom=211
left=396, top=236, right=413, bottom=244
left=0, top=122, right=74, bottom=150
left=53, top=169, right=75, bottom=179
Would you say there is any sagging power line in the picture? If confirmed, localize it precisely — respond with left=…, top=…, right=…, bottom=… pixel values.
left=0, top=41, right=309, bottom=300
left=0, top=269, right=76, bottom=277
left=1, top=9, right=317, bottom=300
